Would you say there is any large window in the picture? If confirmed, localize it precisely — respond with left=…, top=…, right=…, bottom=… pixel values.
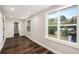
left=47, top=6, right=78, bottom=44
left=48, top=12, right=58, bottom=38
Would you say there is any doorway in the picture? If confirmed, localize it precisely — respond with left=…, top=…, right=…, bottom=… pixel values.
left=14, top=22, right=19, bottom=37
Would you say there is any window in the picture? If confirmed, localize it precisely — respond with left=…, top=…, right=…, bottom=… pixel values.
left=48, top=12, right=58, bottom=38
left=60, top=6, right=77, bottom=43
left=46, top=6, right=78, bottom=46
left=26, top=20, right=31, bottom=32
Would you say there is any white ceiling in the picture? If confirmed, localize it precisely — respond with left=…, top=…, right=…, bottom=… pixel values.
left=0, top=5, right=52, bottom=19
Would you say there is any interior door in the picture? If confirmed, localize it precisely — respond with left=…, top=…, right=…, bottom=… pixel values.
left=14, top=22, right=19, bottom=36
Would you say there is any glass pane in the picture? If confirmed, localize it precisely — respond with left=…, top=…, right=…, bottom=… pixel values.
left=60, top=6, right=77, bottom=25
left=48, top=17, right=57, bottom=25
left=27, top=20, right=31, bottom=32
left=48, top=12, right=58, bottom=25
left=27, top=20, right=30, bottom=26
left=48, top=26, right=57, bottom=38
left=27, top=26, right=30, bottom=32
left=60, top=26, right=76, bottom=43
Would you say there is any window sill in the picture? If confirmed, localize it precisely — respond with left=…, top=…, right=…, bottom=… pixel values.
left=46, top=36, right=79, bottom=49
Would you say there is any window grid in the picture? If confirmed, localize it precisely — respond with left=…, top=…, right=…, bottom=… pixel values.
left=47, top=6, right=77, bottom=43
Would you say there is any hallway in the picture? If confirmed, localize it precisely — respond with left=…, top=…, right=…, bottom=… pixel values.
left=0, top=36, right=53, bottom=54
left=0, top=5, right=79, bottom=54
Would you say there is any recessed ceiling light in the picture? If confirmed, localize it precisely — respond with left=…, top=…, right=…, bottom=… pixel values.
left=10, top=16, right=13, bottom=18
left=11, top=8, right=15, bottom=11
left=27, top=12, right=31, bottom=15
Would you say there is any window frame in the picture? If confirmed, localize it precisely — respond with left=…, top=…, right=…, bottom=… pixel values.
left=26, top=19, right=31, bottom=32
left=45, top=5, right=79, bottom=49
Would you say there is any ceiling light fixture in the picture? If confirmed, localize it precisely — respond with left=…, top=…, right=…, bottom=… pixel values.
left=10, top=16, right=13, bottom=18
left=11, top=8, right=15, bottom=11
left=27, top=12, right=31, bottom=15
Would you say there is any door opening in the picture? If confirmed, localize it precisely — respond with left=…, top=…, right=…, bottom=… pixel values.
left=14, top=22, right=19, bottom=37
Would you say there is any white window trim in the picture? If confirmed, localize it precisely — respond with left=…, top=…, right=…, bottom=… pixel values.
left=45, top=5, right=79, bottom=49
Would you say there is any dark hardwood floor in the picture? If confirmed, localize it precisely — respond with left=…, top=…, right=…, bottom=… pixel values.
left=0, top=36, right=54, bottom=54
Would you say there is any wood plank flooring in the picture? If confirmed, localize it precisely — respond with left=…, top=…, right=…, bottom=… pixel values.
left=0, top=36, right=54, bottom=54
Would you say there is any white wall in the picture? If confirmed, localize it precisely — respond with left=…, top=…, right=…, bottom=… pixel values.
left=24, top=6, right=79, bottom=54
left=0, top=10, right=4, bottom=51
left=5, top=18, right=25, bottom=38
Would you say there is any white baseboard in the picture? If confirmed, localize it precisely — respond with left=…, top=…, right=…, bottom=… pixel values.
left=25, top=35, right=62, bottom=54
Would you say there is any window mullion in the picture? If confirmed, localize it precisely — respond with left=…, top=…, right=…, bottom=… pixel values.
left=57, top=12, right=60, bottom=39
